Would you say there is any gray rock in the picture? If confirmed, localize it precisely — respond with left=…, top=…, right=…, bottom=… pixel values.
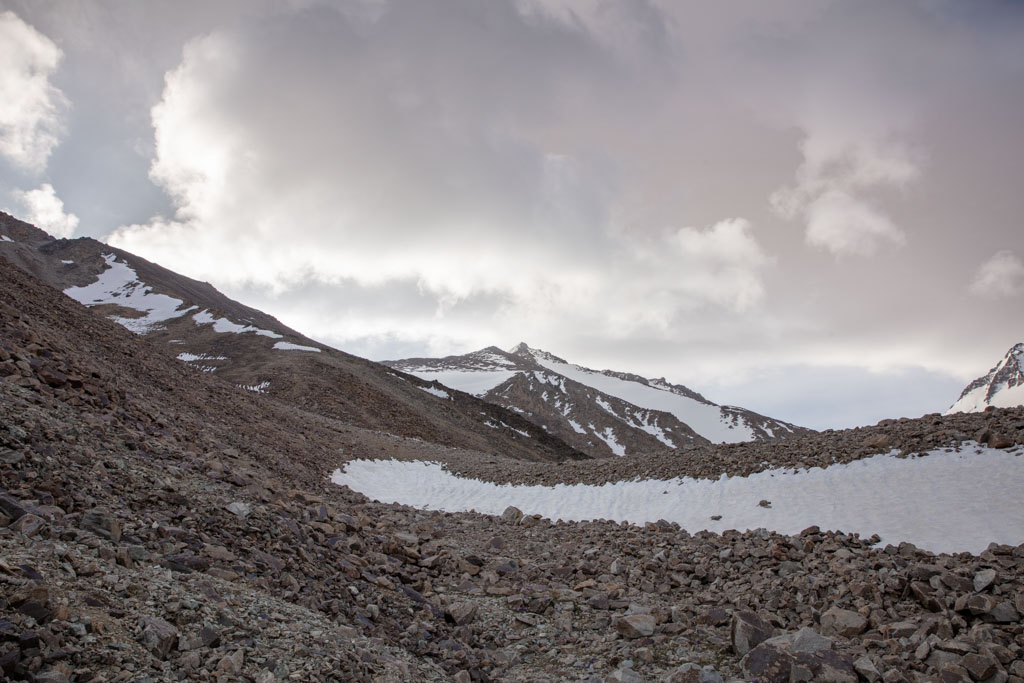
left=962, top=653, right=999, bottom=680
left=661, top=663, right=723, bottom=683
left=742, top=628, right=856, bottom=683
left=820, top=606, right=868, bottom=638
left=730, top=610, right=778, bottom=656
left=80, top=507, right=121, bottom=542
left=501, top=506, right=523, bottom=523
left=973, top=568, right=998, bottom=592
left=616, top=614, right=656, bottom=639
left=853, top=656, right=881, bottom=682
left=225, top=501, right=251, bottom=517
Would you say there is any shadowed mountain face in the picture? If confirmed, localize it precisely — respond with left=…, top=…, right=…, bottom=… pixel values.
left=947, top=343, right=1024, bottom=414
left=386, top=342, right=812, bottom=459
left=0, top=212, right=588, bottom=463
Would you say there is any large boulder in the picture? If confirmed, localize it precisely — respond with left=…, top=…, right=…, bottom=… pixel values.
left=730, top=611, right=778, bottom=656
left=742, top=628, right=857, bottom=683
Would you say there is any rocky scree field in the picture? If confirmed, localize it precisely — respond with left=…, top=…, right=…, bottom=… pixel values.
left=1, top=242, right=1024, bottom=681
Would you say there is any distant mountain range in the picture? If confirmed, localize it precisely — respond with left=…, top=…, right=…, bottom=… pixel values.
left=386, top=343, right=811, bottom=458
left=947, top=342, right=1024, bottom=414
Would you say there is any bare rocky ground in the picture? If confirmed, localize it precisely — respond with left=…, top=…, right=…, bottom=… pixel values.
left=2, top=258, right=1024, bottom=682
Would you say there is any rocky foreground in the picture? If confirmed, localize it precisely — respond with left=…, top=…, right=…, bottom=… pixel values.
left=2, top=258, right=1024, bottom=682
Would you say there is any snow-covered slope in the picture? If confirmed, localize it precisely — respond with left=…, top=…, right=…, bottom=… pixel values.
left=333, top=443, right=1024, bottom=555
left=947, top=343, right=1024, bottom=414
left=386, top=343, right=809, bottom=457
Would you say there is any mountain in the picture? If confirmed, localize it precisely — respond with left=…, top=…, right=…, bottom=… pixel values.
left=947, top=342, right=1024, bottom=414
left=385, top=342, right=810, bottom=458
left=3, top=212, right=1024, bottom=682
left=0, top=211, right=586, bottom=463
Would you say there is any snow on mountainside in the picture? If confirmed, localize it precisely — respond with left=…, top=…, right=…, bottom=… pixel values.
left=947, top=343, right=1024, bottom=414
left=386, top=342, right=810, bottom=457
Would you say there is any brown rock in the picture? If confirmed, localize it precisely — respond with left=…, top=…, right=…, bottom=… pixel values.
left=730, top=611, right=778, bottom=656
left=139, top=615, right=178, bottom=660
left=616, top=614, right=656, bottom=639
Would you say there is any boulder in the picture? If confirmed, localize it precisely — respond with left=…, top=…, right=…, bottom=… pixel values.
left=139, top=615, right=178, bottom=660
left=742, top=628, right=856, bottom=683
left=730, top=610, right=778, bottom=656
left=820, top=606, right=868, bottom=638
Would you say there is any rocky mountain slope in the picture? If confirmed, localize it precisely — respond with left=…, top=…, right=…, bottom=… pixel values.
left=0, top=212, right=585, bottom=464
left=386, top=343, right=810, bottom=458
left=2, top=255, right=1024, bottom=681
left=948, top=343, right=1024, bottom=414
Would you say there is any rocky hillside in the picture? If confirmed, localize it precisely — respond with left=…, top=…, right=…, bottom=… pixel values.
left=0, top=212, right=585, bottom=464
left=948, top=343, right=1024, bottom=414
left=386, top=342, right=810, bottom=458
left=2, top=219, right=1024, bottom=681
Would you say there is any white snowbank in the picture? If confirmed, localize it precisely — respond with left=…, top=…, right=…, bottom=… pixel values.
left=193, top=310, right=282, bottom=338
left=332, top=445, right=1024, bottom=555
left=63, top=254, right=197, bottom=334
left=273, top=341, right=321, bottom=352
left=420, top=386, right=450, bottom=399
left=0, top=235, right=12, bottom=242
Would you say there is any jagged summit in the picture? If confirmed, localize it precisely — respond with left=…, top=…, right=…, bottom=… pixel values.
left=947, top=342, right=1024, bottom=414
left=386, top=343, right=811, bottom=457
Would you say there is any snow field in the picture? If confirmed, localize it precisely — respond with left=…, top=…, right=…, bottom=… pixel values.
left=273, top=341, right=321, bottom=352
left=332, top=445, right=1024, bottom=555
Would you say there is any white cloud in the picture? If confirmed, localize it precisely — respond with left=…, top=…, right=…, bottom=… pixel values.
left=12, top=183, right=79, bottom=238
left=109, top=20, right=772, bottom=344
left=970, top=250, right=1024, bottom=298
left=0, top=11, right=68, bottom=173
left=771, top=137, right=916, bottom=257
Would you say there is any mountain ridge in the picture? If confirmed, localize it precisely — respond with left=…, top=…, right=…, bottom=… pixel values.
left=386, top=341, right=811, bottom=458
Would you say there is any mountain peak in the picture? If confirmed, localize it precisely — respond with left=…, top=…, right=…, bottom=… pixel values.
left=508, top=341, right=532, bottom=355
left=947, top=342, right=1024, bottom=414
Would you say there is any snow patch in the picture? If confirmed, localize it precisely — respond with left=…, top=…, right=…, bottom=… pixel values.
left=273, top=341, right=321, bottom=352
left=63, top=253, right=197, bottom=334
left=192, top=310, right=282, bottom=338
left=333, top=445, right=1024, bottom=555
left=420, top=386, right=450, bottom=399
left=61, top=259, right=74, bottom=264
left=592, top=426, right=626, bottom=456
left=567, top=418, right=586, bottom=434
left=240, top=381, right=271, bottom=394
left=399, top=369, right=517, bottom=396
left=0, top=235, right=12, bottom=242
left=177, top=352, right=227, bottom=362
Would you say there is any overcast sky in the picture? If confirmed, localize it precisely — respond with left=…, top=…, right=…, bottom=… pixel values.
left=2, top=1, right=1023, bottom=430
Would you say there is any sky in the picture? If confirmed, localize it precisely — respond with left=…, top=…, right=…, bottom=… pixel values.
left=1, top=0, right=1023, bottom=430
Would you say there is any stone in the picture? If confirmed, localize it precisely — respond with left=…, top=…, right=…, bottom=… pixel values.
left=662, top=663, right=723, bottom=683
left=608, top=666, right=646, bottom=682
left=80, top=508, right=121, bottom=542
left=0, top=493, right=29, bottom=520
left=616, top=614, right=656, bottom=639
left=225, top=501, right=251, bottom=517
left=217, top=648, right=245, bottom=674
left=730, top=610, right=778, bottom=656
left=973, top=569, right=998, bottom=592
left=742, top=628, right=856, bottom=683
left=501, top=506, right=523, bottom=523
left=962, top=653, right=999, bottom=680
left=854, top=656, right=882, bottom=682
left=445, top=602, right=478, bottom=626
left=820, top=606, right=868, bottom=637
left=139, top=615, right=178, bottom=660
left=9, top=513, right=44, bottom=536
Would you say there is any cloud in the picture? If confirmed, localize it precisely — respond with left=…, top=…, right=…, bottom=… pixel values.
left=12, top=183, right=80, bottom=238
left=970, top=250, right=1024, bottom=298
left=0, top=11, right=68, bottom=173
left=109, top=8, right=771, bottom=341
left=771, top=136, right=917, bottom=257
